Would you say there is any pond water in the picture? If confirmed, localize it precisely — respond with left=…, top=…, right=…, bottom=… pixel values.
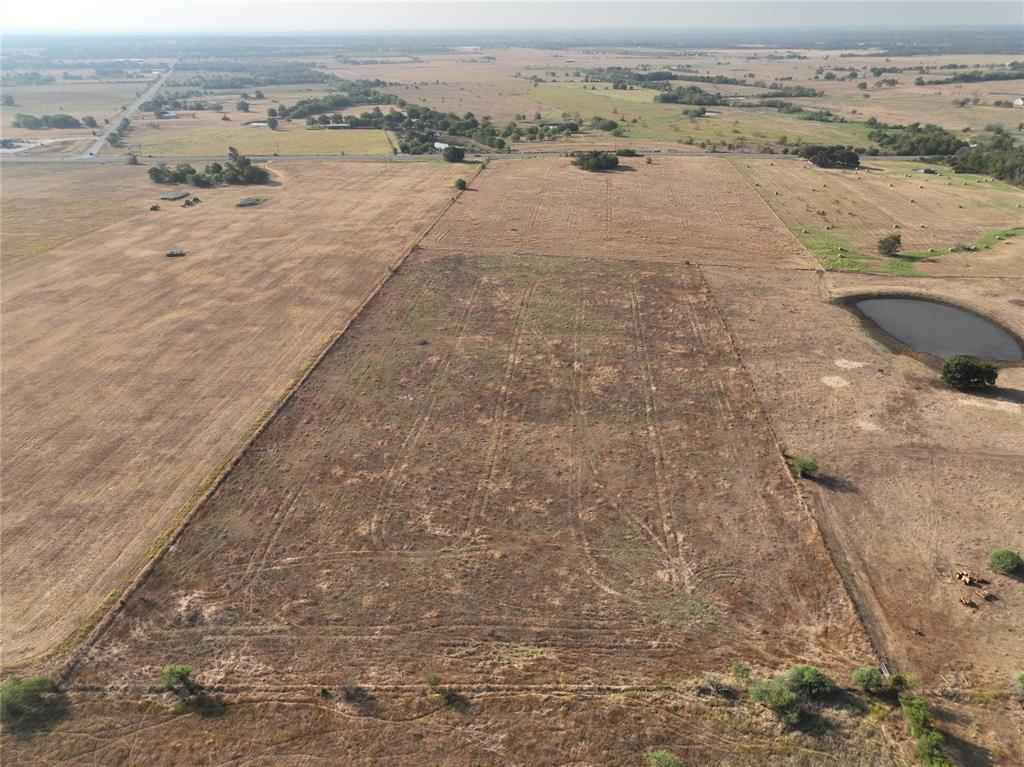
left=856, top=297, right=1022, bottom=361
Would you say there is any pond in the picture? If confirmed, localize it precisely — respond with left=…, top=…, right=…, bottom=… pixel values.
left=855, top=297, right=1023, bottom=361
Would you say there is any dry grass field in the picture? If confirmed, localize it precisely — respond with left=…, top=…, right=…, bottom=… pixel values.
left=735, top=158, right=1024, bottom=276
left=4, top=151, right=1023, bottom=764
left=423, top=156, right=813, bottom=267
left=0, top=80, right=146, bottom=141
left=0, top=160, right=465, bottom=666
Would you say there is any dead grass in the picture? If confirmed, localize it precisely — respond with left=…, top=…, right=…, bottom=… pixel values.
left=0, top=160, right=464, bottom=665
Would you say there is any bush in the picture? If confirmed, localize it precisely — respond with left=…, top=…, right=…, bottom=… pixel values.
left=644, top=750, right=682, bottom=767
left=915, top=730, right=953, bottom=767
left=941, top=355, right=998, bottom=389
left=0, top=675, right=61, bottom=730
left=161, top=665, right=194, bottom=695
left=571, top=150, right=619, bottom=171
left=731, top=661, right=750, bottom=682
left=851, top=666, right=885, bottom=692
left=786, top=454, right=818, bottom=478
left=454, top=178, right=468, bottom=190
left=900, top=696, right=934, bottom=737
left=888, top=672, right=912, bottom=693
left=750, top=680, right=800, bottom=725
left=615, top=148, right=639, bottom=157
left=877, top=233, right=902, bottom=256
left=988, top=548, right=1023, bottom=575
left=442, top=146, right=465, bottom=162
left=1015, top=673, right=1024, bottom=699
left=783, top=664, right=836, bottom=699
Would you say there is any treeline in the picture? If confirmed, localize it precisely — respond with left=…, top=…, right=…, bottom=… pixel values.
left=918, top=67, right=1024, bottom=86
left=275, top=82, right=396, bottom=119
left=867, top=120, right=967, bottom=155
left=147, top=147, right=269, bottom=186
left=0, top=71, right=56, bottom=86
left=950, top=132, right=1024, bottom=186
left=176, top=61, right=331, bottom=88
left=655, top=85, right=726, bottom=106
left=11, top=113, right=88, bottom=129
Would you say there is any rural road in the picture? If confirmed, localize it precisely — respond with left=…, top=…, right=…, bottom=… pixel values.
left=82, top=64, right=176, bottom=157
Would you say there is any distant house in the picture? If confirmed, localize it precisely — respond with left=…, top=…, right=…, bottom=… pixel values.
left=325, top=123, right=351, bottom=129
left=1014, top=97, right=1024, bottom=107
left=433, top=141, right=449, bottom=150
left=156, top=111, right=178, bottom=119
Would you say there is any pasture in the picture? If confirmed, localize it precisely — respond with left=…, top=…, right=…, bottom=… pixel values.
left=735, top=158, right=1024, bottom=276
left=0, top=159, right=464, bottom=665
left=107, top=108, right=393, bottom=156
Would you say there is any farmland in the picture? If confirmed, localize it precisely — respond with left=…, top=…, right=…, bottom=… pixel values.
left=3, top=30, right=1024, bottom=767
left=0, top=159, right=465, bottom=665
left=735, top=158, right=1024, bottom=276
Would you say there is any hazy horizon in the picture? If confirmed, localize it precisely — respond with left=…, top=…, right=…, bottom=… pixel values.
left=3, top=0, right=1022, bottom=35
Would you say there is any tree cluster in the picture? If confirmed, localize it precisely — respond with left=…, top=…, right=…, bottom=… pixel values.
left=11, top=113, right=83, bottom=129
left=950, top=132, right=1024, bottom=185
left=867, top=121, right=966, bottom=156
left=147, top=147, right=270, bottom=186
left=797, top=145, right=860, bottom=169
left=570, top=150, right=619, bottom=171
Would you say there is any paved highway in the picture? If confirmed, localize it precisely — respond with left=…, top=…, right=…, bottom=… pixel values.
left=82, top=64, right=177, bottom=157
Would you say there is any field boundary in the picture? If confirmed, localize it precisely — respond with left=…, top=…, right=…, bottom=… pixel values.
left=15, top=160, right=488, bottom=681
left=695, top=261, right=891, bottom=670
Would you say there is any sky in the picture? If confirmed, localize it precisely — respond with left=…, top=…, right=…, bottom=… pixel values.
left=2, top=0, right=1021, bottom=34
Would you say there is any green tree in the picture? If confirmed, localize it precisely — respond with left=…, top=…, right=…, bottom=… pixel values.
left=900, top=696, right=934, bottom=737
left=236, top=100, right=250, bottom=113
left=851, top=666, right=884, bottom=692
left=571, top=150, right=619, bottom=171
left=82, top=115, right=98, bottom=128
left=442, top=146, right=466, bottom=162
left=877, top=233, right=902, bottom=256
left=988, top=548, right=1023, bottom=575
left=941, top=356, right=998, bottom=389
left=0, top=675, right=61, bottom=730
left=783, top=664, right=836, bottom=699
left=454, top=178, right=468, bottom=190
left=2, top=94, right=14, bottom=106
left=266, top=117, right=279, bottom=130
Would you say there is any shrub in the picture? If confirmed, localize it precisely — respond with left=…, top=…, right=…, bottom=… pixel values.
left=571, top=150, right=619, bottom=171
left=0, top=675, right=60, bottom=730
left=615, top=148, right=639, bottom=157
left=697, top=673, right=734, bottom=698
left=900, top=695, right=934, bottom=737
left=442, top=146, right=465, bottom=162
left=424, top=673, right=442, bottom=690
left=644, top=749, right=683, bottom=767
left=161, top=665, right=194, bottom=695
left=454, top=178, right=468, bottom=190
left=1015, top=673, right=1024, bottom=699
left=783, top=664, right=836, bottom=699
left=915, top=730, right=953, bottom=767
left=731, top=661, right=750, bottom=682
left=988, top=548, right=1023, bottom=575
left=888, top=672, right=912, bottom=693
left=749, top=680, right=800, bottom=725
left=877, top=233, right=902, bottom=256
left=851, top=666, right=885, bottom=692
left=786, top=454, right=818, bottom=478
left=941, top=355, right=998, bottom=389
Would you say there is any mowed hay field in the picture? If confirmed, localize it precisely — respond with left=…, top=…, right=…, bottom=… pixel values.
left=424, top=156, right=814, bottom=267
left=735, top=158, right=1024, bottom=276
left=0, top=160, right=465, bottom=664
left=7, top=160, right=902, bottom=764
